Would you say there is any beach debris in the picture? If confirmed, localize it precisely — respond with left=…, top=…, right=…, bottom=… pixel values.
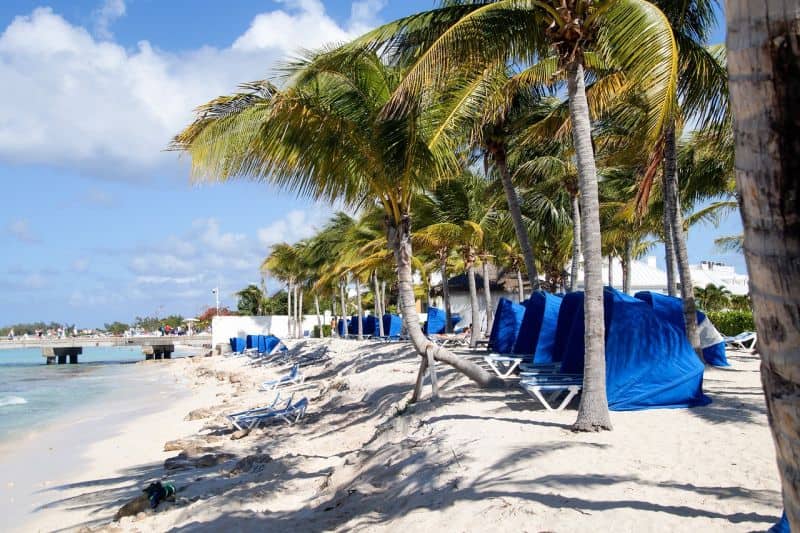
left=164, top=451, right=236, bottom=471
left=230, top=428, right=251, bottom=440
left=185, top=407, right=215, bottom=421
left=229, top=453, right=273, bottom=476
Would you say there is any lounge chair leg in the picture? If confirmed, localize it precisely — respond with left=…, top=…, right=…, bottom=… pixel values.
left=411, top=356, right=428, bottom=403
left=427, top=348, right=439, bottom=400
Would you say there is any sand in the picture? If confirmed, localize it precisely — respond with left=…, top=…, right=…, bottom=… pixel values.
left=20, top=339, right=783, bottom=532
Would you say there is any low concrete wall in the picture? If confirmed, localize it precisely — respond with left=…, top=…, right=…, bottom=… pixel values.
left=212, top=314, right=329, bottom=348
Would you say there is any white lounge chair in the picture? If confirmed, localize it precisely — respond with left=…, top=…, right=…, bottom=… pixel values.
left=259, top=364, right=305, bottom=391
left=520, top=374, right=583, bottom=411
left=724, top=331, right=757, bottom=351
left=483, top=355, right=523, bottom=378
left=228, top=397, right=308, bottom=430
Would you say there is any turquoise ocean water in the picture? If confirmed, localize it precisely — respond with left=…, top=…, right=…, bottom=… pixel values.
left=0, top=346, right=176, bottom=444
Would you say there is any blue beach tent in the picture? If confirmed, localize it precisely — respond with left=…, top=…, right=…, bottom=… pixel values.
left=513, top=291, right=563, bottom=363
left=556, top=287, right=711, bottom=411
left=263, top=335, right=284, bottom=354
left=487, top=298, right=527, bottom=354
left=424, top=307, right=447, bottom=335
left=337, top=318, right=349, bottom=337
left=230, top=337, right=246, bottom=353
left=553, top=292, right=586, bottom=368
left=364, top=315, right=377, bottom=337
left=376, top=314, right=402, bottom=338
left=769, top=511, right=791, bottom=533
left=246, top=335, right=258, bottom=350
left=634, top=291, right=730, bottom=366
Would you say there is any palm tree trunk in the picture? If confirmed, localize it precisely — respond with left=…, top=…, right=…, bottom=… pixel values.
left=286, top=283, right=293, bottom=339
left=314, top=293, right=323, bottom=338
left=608, top=256, right=614, bottom=288
left=297, top=286, right=304, bottom=338
left=664, top=122, right=702, bottom=357
left=355, top=275, right=364, bottom=340
left=467, top=261, right=480, bottom=349
left=331, top=289, right=339, bottom=337
left=339, top=279, right=347, bottom=339
left=381, top=279, right=387, bottom=316
left=387, top=216, right=502, bottom=396
left=663, top=213, right=678, bottom=296
left=481, top=259, right=493, bottom=336
left=567, top=59, right=612, bottom=432
left=727, top=4, right=800, bottom=527
left=441, top=254, right=453, bottom=333
left=570, top=193, right=581, bottom=292
left=374, top=271, right=384, bottom=337
left=495, top=146, right=540, bottom=290
left=517, top=269, right=525, bottom=302
left=427, top=273, right=433, bottom=311
left=623, top=240, right=632, bottom=295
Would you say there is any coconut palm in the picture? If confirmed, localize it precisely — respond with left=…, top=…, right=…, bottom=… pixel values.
left=356, top=0, right=680, bottom=430
left=235, top=284, right=265, bottom=316
left=173, top=48, right=500, bottom=391
left=726, top=3, right=799, bottom=523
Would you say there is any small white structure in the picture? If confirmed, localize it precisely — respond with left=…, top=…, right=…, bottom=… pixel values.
left=212, top=315, right=323, bottom=349
left=690, top=261, right=749, bottom=295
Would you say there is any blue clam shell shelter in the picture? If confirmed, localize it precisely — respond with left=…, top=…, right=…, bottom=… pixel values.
left=513, top=291, right=563, bottom=363
left=555, top=287, right=711, bottom=411
left=634, top=291, right=730, bottom=367
left=487, top=298, right=527, bottom=354
left=376, top=314, right=402, bottom=338
left=423, top=307, right=461, bottom=335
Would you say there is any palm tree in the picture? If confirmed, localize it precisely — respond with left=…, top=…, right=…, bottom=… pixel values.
left=173, top=48, right=500, bottom=391
left=693, top=283, right=731, bottom=312
left=726, top=1, right=799, bottom=526
left=358, top=0, right=679, bottom=430
left=262, top=242, right=302, bottom=338
left=235, top=284, right=265, bottom=315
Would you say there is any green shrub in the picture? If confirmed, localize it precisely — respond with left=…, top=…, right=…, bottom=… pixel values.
left=706, top=310, right=755, bottom=336
left=312, top=324, right=333, bottom=338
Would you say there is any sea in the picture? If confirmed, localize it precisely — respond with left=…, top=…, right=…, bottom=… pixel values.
left=0, top=346, right=185, bottom=445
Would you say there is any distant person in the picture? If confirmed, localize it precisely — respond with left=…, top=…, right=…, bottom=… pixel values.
left=7, top=329, right=14, bottom=340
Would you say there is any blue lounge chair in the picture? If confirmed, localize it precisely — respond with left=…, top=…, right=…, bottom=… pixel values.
left=228, top=396, right=308, bottom=430
left=259, top=364, right=305, bottom=391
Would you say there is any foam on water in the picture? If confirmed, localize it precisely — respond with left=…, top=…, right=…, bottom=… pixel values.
left=0, top=396, right=27, bottom=407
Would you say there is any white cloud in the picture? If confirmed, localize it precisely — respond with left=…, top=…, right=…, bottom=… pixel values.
left=192, top=218, right=246, bottom=254
left=130, top=253, right=194, bottom=275
left=257, top=208, right=330, bottom=248
left=6, top=219, right=39, bottom=243
left=93, top=0, right=126, bottom=40
left=0, top=3, right=387, bottom=179
left=22, top=273, right=47, bottom=289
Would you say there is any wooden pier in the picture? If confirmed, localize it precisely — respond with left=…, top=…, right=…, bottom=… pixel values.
left=43, top=346, right=82, bottom=365
left=142, top=344, right=175, bottom=361
left=25, top=335, right=211, bottom=364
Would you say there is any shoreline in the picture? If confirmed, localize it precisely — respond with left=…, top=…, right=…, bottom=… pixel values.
left=0, top=358, right=221, bottom=532
left=7, top=339, right=784, bottom=532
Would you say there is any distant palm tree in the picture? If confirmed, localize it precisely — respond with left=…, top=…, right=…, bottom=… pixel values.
left=235, top=284, right=265, bottom=316
left=693, top=283, right=732, bottom=312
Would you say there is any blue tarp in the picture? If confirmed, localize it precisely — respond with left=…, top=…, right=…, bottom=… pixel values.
left=337, top=319, right=349, bottom=337
left=376, top=314, right=402, bottom=337
left=769, top=512, right=791, bottom=533
left=230, top=337, right=245, bottom=353
left=513, top=291, right=563, bottom=363
left=554, top=292, right=586, bottom=368
left=364, top=316, right=377, bottom=337
left=347, top=315, right=371, bottom=337
left=634, top=291, right=730, bottom=366
left=488, top=298, right=527, bottom=354
left=424, top=307, right=447, bottom=335
left=246, top=335, right=258, bottom=350
left=263, top=334, right=284, bottom=354
left=556, top=287, right=711, bottom=411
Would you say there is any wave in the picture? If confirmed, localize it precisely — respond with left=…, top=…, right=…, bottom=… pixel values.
left=0, top=395, right=27, bottom=407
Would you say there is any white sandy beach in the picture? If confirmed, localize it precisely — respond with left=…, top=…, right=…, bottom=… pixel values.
left=13, top=339, right=783, bottom=532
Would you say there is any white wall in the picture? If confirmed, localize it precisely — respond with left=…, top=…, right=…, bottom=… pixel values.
left=212, top=314, right=326, bottom=348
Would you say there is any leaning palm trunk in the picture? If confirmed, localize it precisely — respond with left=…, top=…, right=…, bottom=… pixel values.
left=570, top=194, right=581, bottom=292
left=495, top=147, right=540, bottom=290
left=567, top=60, right=612, bottom=432
left=355, top=276, right=364, bottom=340
left=467, top=261, right=480, bottom=349
left=517, top=269, right=525, bottom=302
left=388, top=217, right=501, bottom=397
left=374, top=272, right=384, bottom=337
left=664, top=123, right=702, bottom=357
left=481, top=259, right=493, bottom=336
left=314, top=294, right=323, bottom=338
left=441, top=255, right=453, bottom=333
left=727, top=4, right=800, bottom=527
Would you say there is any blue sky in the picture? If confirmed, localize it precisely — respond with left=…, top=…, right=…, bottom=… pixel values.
left=0, top=0, right=741, bottom=327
